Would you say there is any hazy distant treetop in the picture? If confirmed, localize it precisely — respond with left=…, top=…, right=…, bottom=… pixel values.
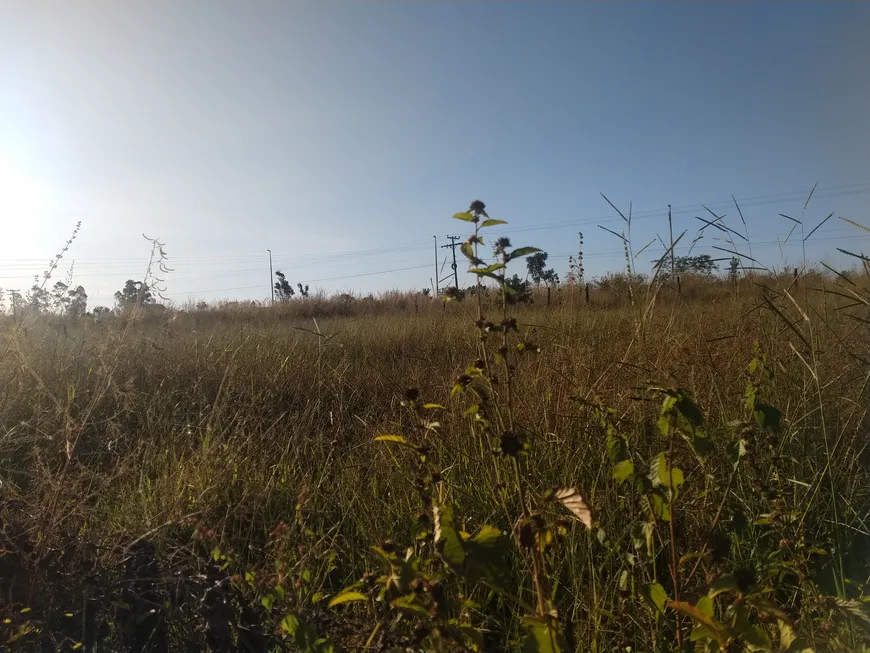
left=526, top=252, right=559, bottom=286
left=114, top=280, right=155, bottom=309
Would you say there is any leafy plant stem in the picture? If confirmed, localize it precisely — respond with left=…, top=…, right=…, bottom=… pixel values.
left=687, top=462, right=739, bottom=584
left=666, top=433, right=683, bottom=649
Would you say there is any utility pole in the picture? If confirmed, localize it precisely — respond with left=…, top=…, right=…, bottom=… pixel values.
left=433, top=236, right=439, bottom=296
left=267, top=249, right=274, bottom=304
left=668, top=204, right=680, bottom=295
left=441, top=235, right=461, bottom=289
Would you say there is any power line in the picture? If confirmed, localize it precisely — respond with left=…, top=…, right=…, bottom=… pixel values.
left=3, top=183, right=865, bottom=268
left=484, top=183, right=870, bottom=237
left=155, top=230, right=866, bottom=298
left=162, top=263, right=432, bottom=297
left=2, top=183, right=866, bottom=298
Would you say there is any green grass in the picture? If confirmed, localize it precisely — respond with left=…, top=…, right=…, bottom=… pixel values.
left=1, top=267, right=869, bottom=651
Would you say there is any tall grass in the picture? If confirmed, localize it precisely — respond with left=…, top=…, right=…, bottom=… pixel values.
left=0, top=219, right=868, bottom=651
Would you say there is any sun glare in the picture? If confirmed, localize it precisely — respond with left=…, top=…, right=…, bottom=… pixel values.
left=0, top=157, right=42, bottom=215
left=0, top=154, right=50, bottom=255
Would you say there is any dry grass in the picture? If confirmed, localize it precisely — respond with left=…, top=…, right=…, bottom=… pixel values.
left=0, top=268, right=868, bottom=651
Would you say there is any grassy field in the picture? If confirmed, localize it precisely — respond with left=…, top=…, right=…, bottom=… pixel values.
left=1, top=254, right=869, bottom=651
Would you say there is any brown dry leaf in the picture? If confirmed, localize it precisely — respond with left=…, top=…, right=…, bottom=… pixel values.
left=553, top=488, right=592, bottom=529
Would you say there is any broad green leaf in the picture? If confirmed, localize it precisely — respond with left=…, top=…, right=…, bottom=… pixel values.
left=631, top=521, right=653, bottom=554
left=328, top=591, right=367, bottom=608
left=727, top=439, right=747, bottom=468
left=643, top=521, right=655, bottom=552
left=261, top=593, right=275, bottom=612
left=644, top=582, right=668, bottom=615
left=633, top=473, right=653, bottom=494
left=679, top=552, right=704, bottom=567
left=423, top=403, right=446, bottom=410
left=522, top=616, right=565, bottom=653
left=460, top=625, right=485, bottom=652
left=612, top=459, right=634, bottom=484
left=748, top=356, right=759, bottom=374
left=689, top=625, right=713, bottom=643
left=472, top=523, right=503, bottom=546
left=657, top=413, right=672, bottom=437
left=454, top=212, right=476, bottom=221
left=649, top=452, right=667, bottom=485
left=754, top=403, right=782, bottom=433
left=708, top=575, right=740, bottom=598
left=618, top=569, right=630, bottom=591
left=734, top=613, right=772, bottom=650
left=390, top=593, right=430, bottom=617
left=688, top=432, right=713, bottom=456
left=294, top=621, right=319, bottom=651
left=508, top=246, right=543, bottom=261
left=696, top=595, right=714, bottom=617
left=469, top=269, right=505, bottom=283
left=778, top=620, right=796, bottom=651
left=465, top=524, right=510, bottom=588
left=659, top=388, right=679, bottom=414
left=606, top=433, right=628, bottom=462
left=649, top=452, right=684, bottom=490
left=280, top=614, right=299, bottom=635
left=392, top=558, right=417, bottom=595
left=434, top=503, right=466, bottom=567
left=668, top=467, right=685, bottom=490
left=669, top=601, right=729, bottom=649
left=651, top=490, right=671, bottom=521
left=676, top=394, right=704, bottom=427
left=480, top=218, right=508, bottom=228
left=745, top=384, right=758, bottom=411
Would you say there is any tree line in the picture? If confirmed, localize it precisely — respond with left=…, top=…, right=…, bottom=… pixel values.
left=0, top=279, right=158, bottom=317
left=0, top=255, right=731, bottom=315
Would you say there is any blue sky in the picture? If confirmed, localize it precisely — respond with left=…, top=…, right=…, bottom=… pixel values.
left=1, top=1, right=868, bottom=306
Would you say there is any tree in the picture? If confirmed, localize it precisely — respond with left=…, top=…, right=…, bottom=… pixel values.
left=26, top=284, right=50, bottom=314
left=728, top=257, right=740, bottom=282
left=67, top=285, right=88, bottom=317
left=9, top=290, right=24, bottom=317
left=274, top=271, right=295, bottom=301
left=51, top=281, right=71, bottom=314
left=48, top=281, right=88, bottom=316
left=92, top=306, right=112, bottom=317
left=297, top=283, right=310, bottom=298
left=114, top=280, right=154, bottom=309
left=667, top=255, right=719, bottom=278
left=505, top=274, right=532, bottom=304
left=526, top=252, right=560, bottom=286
